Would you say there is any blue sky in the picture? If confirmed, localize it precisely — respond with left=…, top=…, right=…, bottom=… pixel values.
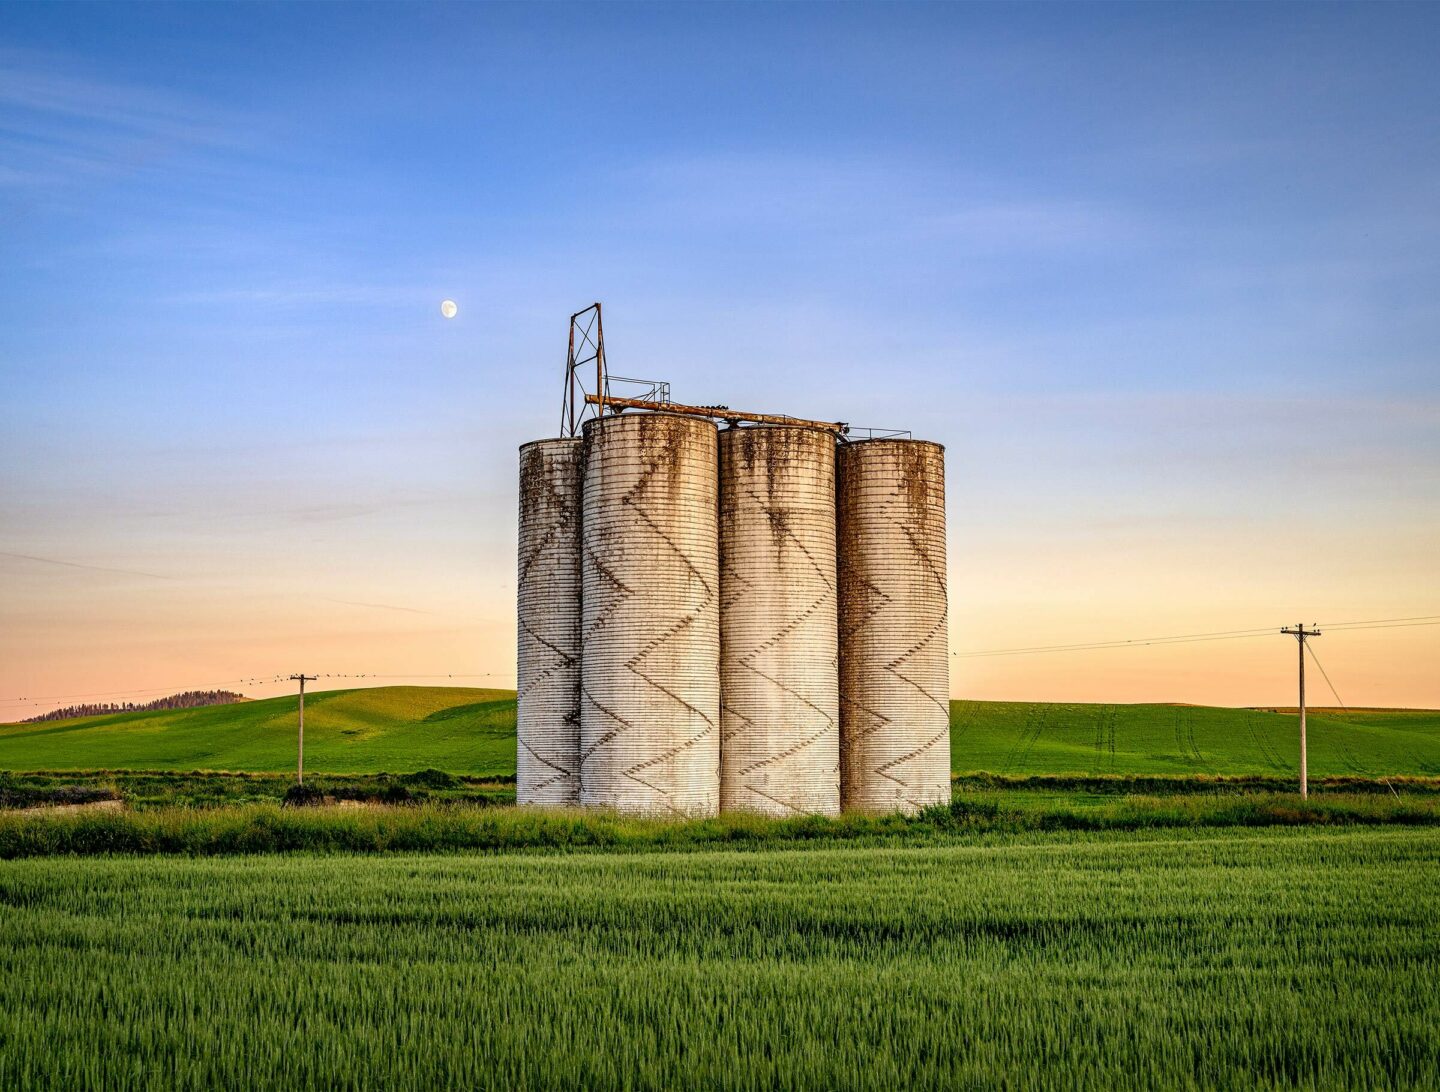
left=2, top=3, right=1437, bottom=714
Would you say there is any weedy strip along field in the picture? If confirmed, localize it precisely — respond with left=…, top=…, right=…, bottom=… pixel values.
left=0, top=768, right=512, bottom=811
left=0, top=828, right=1436, bottom=1090
left=3, top=792, right=1440, bottom=859
left=8, top=768, right=1440, bottom=814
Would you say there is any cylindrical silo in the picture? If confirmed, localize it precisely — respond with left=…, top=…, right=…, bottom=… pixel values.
left=516, top=438, right=583, bottom=806
left=837, top=439, right=950, bottom=814
left=580, top=412, right=721, bottom=816
left=719, top=426, right=840, bottom=816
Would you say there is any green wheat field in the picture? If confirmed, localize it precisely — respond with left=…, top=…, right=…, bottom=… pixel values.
left=3, top=687, right=1439, bottom=1089
left=2, top=829, right=1436, bottom=1089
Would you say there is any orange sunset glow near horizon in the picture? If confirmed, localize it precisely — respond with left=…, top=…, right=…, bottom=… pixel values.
left=3, top=472, right=1437, bottom=720
left=3, top=9, right=1438, bottom=719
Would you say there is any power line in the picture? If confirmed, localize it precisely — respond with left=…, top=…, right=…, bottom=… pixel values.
left=314, top=673, right=501, bottom=680
left=1305, top=642, right=1348, bottom=714
left=0, top=676, right=292, bottom=705
left=1307, top=616, right=1440, bottom=633
left=0, top=672, right=504, bottom=709
left=952, top=615, right=1440, bottom=659
left=953, top=628, right=1276, bottom=659
left=1303, top=643, right=1407, bottom=800
left=1319, top=619, right=1440, bottom=633
left=4, top=614, right=1436, bottom=709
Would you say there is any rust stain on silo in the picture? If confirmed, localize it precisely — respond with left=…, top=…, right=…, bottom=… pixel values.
left=579, top=412, right=721, bottom=817
left=836, top=438, right=950, bottom=814
left=719, top=426, right=841, bottom=817
left=516, top=437, right=584, bottom=806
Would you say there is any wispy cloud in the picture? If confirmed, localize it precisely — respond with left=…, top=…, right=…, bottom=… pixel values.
left=286, top=503, right=396, bottom=524
left=160, top=282, right=429, bottom=308
left=321, top=597, right=434, bottom=616
left=626, top=151, right=909, bottom=229
left=0, top=47, right=255, bottom=189
left=923, top=199, right=1139, bottom=251
left=0, top=550, right=174, bottom=580
left=624, top=151, right=1137, bottom=254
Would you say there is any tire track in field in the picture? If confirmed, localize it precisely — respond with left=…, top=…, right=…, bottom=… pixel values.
left=1314, top=712, right=1369, bottom=776
left=1245, top=710, right=1288, bottom=772
left=1172, top=706, right=1206, bottom=771
left=1090, top=704, right=1117, bottom=772
left=946, top=702, right=966, bottom=772
left=1030, top=704, right=1053, bottom=773
left=1000, top=706, right=1040, bottom=774
left=1172, top=707, right=1188, bottom=769
left=1184, top=707, right=1210, bottom=772
left=949, top=702, right=968, bottom=743
left=1003, top=704, right=1050, bottom=774
left=998, top=707, right=1030, bottom=774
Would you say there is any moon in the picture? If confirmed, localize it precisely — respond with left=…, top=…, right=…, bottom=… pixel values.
left=440, top=299, right=458, bottom=319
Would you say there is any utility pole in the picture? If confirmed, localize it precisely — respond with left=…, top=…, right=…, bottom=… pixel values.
left=1279, top=625, right=1321, bottom=798
left=289, top=674, right=317, bottom=785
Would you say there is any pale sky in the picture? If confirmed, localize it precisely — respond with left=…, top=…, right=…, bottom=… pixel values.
left=2, top=3, right=1437, bottom=718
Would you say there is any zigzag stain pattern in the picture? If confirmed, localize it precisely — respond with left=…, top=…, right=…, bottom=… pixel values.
left=515, top=438, right=583, bottom=805
left=837, top=439, right=951, bottom=814
left=579, top=413, right=721, bottom=817
left=719, top=426, right=841, bottom=816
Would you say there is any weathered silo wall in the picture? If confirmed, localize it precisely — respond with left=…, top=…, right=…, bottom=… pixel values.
left=719, top=426, right=840, bottom=816
left=516, top=438, right=583, bottom=806
left=580, top=413, right=721, bottom=816
left=836, top=439, right=950, bottom=814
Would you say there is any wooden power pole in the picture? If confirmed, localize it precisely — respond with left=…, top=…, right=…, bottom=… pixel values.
left=289, top=674, right=317, bottom=784
left=1279, top=625, right=1321, bottom=798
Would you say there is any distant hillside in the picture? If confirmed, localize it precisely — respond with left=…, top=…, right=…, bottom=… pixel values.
left=950, top=701, right=1439, bottom=778
left=0, top=687, right=1436, bottom=777
left=24, top=690, right=247, bottom=724
left=0, top=687, right=517, bottom=775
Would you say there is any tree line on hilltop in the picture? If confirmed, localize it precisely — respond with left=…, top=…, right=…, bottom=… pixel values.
left=26, top=690, right=246, bottom=723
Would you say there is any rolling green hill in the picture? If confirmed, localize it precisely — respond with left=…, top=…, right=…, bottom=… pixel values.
left=0, top=688, right=518, bottom=776
left=1, top=686, right=1437, bottom=777
left=951, top=700, right=1440, bottom=778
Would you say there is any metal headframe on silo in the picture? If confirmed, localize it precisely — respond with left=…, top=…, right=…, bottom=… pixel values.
left=559, top=301, right=849, bottom=437
left=560, top=303, right=606, bottom=437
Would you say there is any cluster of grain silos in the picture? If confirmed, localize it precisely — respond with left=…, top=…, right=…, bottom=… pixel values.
left=516, top=410, right=949, bottom=817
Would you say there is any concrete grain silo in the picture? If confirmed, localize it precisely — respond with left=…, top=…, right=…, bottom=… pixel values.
left=718, top=426, right=841, bottom=816
left=836, top=439, right=950, bottom=813
left=580, top=413, right=721, bottom=816
left=515, top=438, right=584, bottom=806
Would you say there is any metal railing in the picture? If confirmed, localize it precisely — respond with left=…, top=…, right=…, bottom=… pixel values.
left=843, top=426, right=912, bottom=441
left=605, top=376, right=671, bottom=405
